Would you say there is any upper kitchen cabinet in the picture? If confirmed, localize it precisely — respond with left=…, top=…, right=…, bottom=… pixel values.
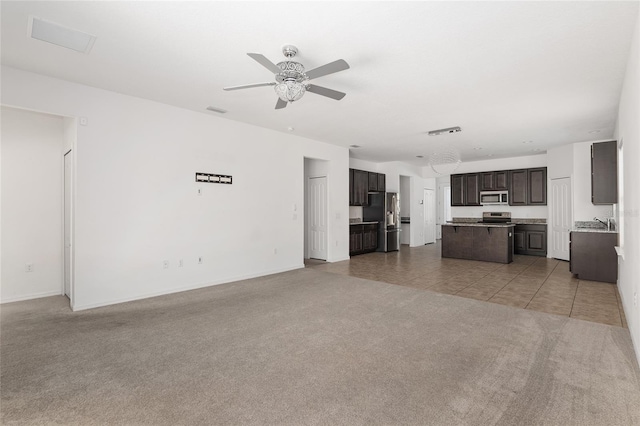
left=451, top=174, right=465, bottom=206
left=509, top=169, right=528, bottom=205
left=495, top=171, right=509, bottom=190
left=591, top=141, right=618, bottom=204
left=451, top=174, right=480, bottom=206
left=377, top=173, right=386, bottom=193
left=527, top=168, right=547, bottom=205
left=480, top=171, right=509, bottom=191
left=349, top=168, right=354, bottom=205
left=351, top=169, right=369, bottom=206
left=465, top=174, right=481, bottom=205
left=480, top=172, right=495, bottom=190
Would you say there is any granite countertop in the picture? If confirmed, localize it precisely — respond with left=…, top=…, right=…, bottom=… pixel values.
left=349, top=221, right=379, bottom=225
left=572, top=220, right=617, bottom=233
left=443, top=223, right=515, bottom=228
left=450, top=217, right=547, bottom=225
left=571, top=228, right=617, bottom=234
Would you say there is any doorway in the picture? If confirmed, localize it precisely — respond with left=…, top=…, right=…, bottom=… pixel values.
left=550, top=177, right=572, bottom=261
left=308, top=176, right=328, bottom=260
left=424, top=189, right=436, bottom=244
left=63, top=150, right=73, bottom=300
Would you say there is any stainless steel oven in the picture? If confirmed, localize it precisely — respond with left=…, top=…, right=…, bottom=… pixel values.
left=480, top=191, right=509, bottom=206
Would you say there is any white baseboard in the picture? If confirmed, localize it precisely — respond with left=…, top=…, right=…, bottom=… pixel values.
left=72, top=264, right=305, bottom=312
left=1, top=290, right=62, bottom=304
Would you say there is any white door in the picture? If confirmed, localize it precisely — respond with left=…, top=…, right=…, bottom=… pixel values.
left=424, top=189, right=436, bottom=244
left=64, top=150, right=73, bottom=299
left=550, top=177, right=571, bottom=261
left=308, top=177, right=327, bottom=260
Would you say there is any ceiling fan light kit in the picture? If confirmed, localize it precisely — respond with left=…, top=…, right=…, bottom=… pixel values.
left=223, top=45, right=349, bottom=109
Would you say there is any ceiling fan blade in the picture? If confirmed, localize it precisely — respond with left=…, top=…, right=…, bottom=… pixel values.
left=275, top=98, right=287, bottom=109
left=247, top=53, right=282, bottom=74
left=305, top=59, right=350, bottom=80
left=223, top=82, right=276, bottom=91
left=306, top=84, right=346, bottom=100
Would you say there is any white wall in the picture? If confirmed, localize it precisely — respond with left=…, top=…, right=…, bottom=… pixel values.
left=1, top=66, right=349, bottom=310
left=1, top=107, right=64, bottom=302
left=615, top=13, right=640, bottom=367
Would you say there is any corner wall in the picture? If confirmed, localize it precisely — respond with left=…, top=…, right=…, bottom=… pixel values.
left=615, top=12, right=640, bottom=366
left=1, top=107, right=64, bottom=302
left=1, top=66, right=349, bottom=310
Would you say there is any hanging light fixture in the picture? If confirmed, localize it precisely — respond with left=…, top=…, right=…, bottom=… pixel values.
left=428, top=149, right=461, bottom=175
left=274, top=46, right=308, bottom=103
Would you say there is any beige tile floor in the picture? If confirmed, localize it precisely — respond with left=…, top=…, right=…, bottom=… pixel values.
left=306, top=242, right=627, bottom=328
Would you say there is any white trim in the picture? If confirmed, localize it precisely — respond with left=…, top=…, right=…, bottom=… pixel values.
left=328, top=256, right=350, bottom=263
left=71, top=264, right=304, bottom=311
left=1, top=290, right=63, bottom=304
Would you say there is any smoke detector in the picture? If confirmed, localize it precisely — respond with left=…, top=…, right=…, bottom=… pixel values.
left=428, top=126, right=462, bottom=136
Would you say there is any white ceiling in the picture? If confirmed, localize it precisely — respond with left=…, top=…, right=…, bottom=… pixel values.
left=1, top=1, right=638, bottom=165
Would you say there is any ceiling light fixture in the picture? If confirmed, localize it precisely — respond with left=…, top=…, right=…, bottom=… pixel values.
left=349, top=145, right=361, bottom=149
left=28, top=16, right=96, bottom=53
left=416, top=155, right=424, bottom=158
left=428, top=149, right=461, bottom=176
left=274, top=46, right=308, bottom=103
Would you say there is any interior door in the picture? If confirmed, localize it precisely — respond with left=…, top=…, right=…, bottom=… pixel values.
left=550, top=177, right=571, bottom=260
left=424, top=189, right=436, bottom=244
left=308, top=177, right=327, bottom=260
left=64, top=150, right=73, bottom=298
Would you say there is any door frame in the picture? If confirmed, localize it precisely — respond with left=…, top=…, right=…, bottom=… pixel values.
left=63, top=149, right=74, bottom=306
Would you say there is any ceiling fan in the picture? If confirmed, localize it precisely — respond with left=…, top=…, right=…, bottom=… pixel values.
left=223, top=45, right=350, bottom=109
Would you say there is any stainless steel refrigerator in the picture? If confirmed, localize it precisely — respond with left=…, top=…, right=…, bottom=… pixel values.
left=363, top=192, right=400, bottom=252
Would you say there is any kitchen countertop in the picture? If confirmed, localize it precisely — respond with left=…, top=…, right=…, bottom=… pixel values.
left=571, top=227, right=617, bottom=234
left=451, top=217, right=546, bottom=225
left=443, top=222, right=515, bottom=228
left=349, top=221, right=379, bottom=225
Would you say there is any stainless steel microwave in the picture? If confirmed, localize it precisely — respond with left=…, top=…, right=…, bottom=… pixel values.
left=480, top=191, right=509, bottom=205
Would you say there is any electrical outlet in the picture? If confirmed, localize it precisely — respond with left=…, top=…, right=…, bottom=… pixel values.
left=198, top=256, right=203, bottom=264
left=25, top=263, right=33, bottom=273
left=634, top=292, right=637, bottom=308
left=178, top=259, right=184, bottom=268
left=163, top=260, right=169, bottom=269
left=197, top=188, right=202, bottom=196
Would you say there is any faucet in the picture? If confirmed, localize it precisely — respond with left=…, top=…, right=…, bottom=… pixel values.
left=593, top=217, right=611, bottom=231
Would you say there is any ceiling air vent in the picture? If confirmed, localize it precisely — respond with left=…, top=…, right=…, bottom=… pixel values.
left=428, top=126, right=462, bottom=136
left=29, top=16, right=96, bottom=53
left=206, top=106, right=227, bottom=114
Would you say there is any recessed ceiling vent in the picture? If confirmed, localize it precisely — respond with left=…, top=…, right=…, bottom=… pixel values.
left=428, top=126, right=462, bottom=136
left=28, top=16, right=96, bottom=53
left=206, top=106, right=227, bottom=114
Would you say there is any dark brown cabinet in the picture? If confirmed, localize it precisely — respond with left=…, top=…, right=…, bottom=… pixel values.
left=481, top=172, right=495, bottom=190
left=527, top=168, right=547, bottom=205
left=509, top=169, right=528, bottom=205
left=452, top=168, right=544, bottom=206
left=451, top=173, right=480, bottom=206
left=591, top=141, right=618, bottom=204
left=442, top=225, right=513, bottom=264
left=465, top=174, right=480, bottom=206
left=495, top=171, right=509, bottom=190
left=377, top=173, right=386, bottom=193
left=451, top=174, right=465, bottom=206
left=350, top=169, right=369, bottom=206
left=349, top=223, right=378, bottom=256
left=349, top=169, right=385, bottom=206
left=514, top=224, right=547, bottom=256
left=570, top=231, right=618, bottom=283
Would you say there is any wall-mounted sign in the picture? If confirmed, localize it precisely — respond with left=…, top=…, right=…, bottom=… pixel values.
left=195, top=173, right=232, bottom=184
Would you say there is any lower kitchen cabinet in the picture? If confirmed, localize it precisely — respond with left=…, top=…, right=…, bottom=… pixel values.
left=349, top=224, right=378, bottom=256
left=514, top=224, right=547, bottom=256
left=570, top=231, right=618, bottom=283
left=442, top=225, right=513, bottom=264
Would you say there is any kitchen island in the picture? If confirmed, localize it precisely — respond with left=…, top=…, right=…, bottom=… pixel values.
left=442, top=223, right=515, bottom=264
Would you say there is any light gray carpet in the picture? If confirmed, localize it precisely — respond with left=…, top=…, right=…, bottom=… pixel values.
left=2, top=268, right=640, bottom=425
